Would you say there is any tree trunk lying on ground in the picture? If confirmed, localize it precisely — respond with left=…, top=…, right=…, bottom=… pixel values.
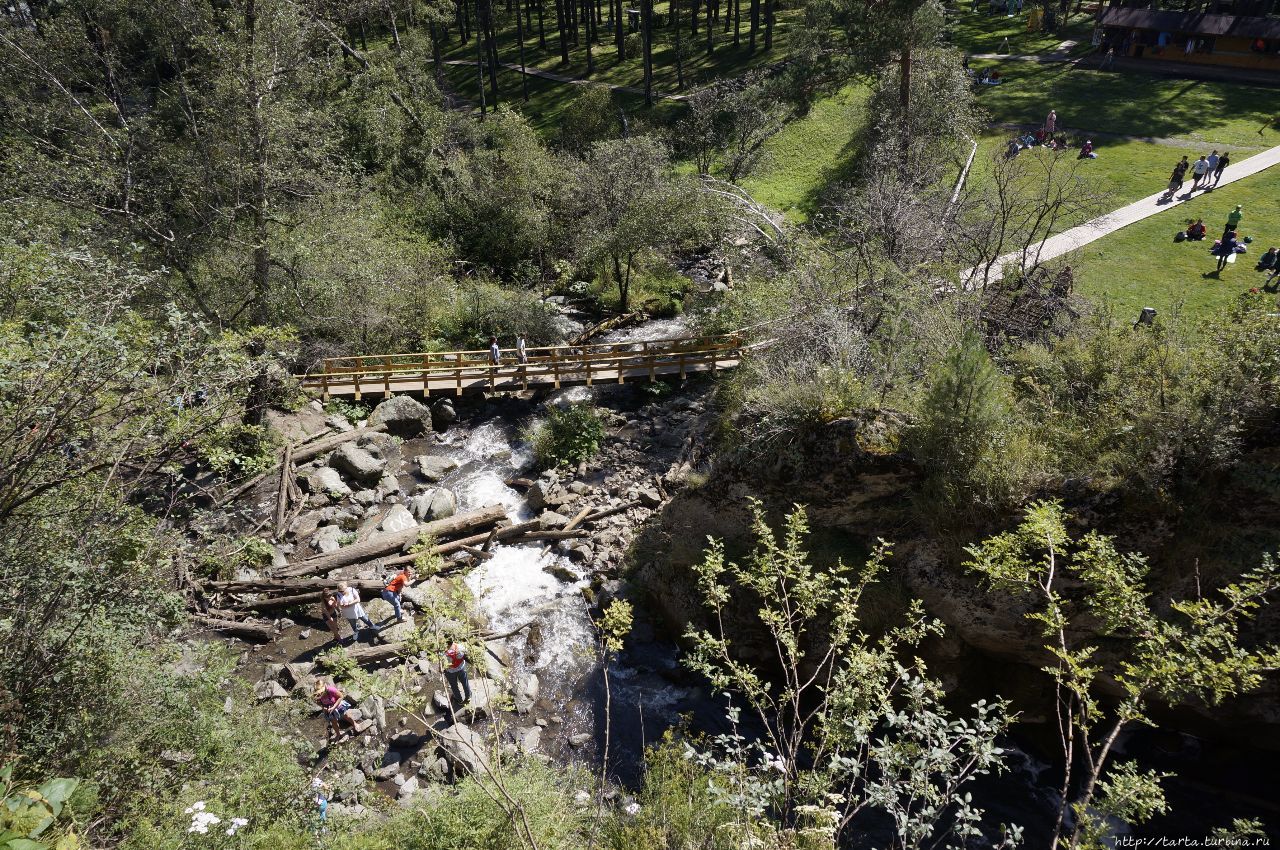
left=194, top=615, right=276, bottom=642
left=275, top=504, right=508, bottom=578
left=290, top=424, right=388, bottom=464
left=381, top=518, right=542, bottom=566
left=316, top=622, right=533, bottom=669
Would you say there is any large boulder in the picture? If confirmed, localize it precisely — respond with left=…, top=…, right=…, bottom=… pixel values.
left=416, top=455, right=460, bottom=483
left=306, top=466, right=351, bottom=497
left=410, top=488, right=457, bottom=522
left=377, top=616, right=416, bottom=644
left=436, top=723, right=491, bottom=778
left=465, top=677, right=503, bottom=720
left=379, top=504, right=418, bottom=534
left=513, top=672, right=539, bottom=715
left=330, top=443, right=386, bottom=485
left=431, top=399, right=458, bottom=428
left=368, top=396, right=432, bottom=437
left=313, top=524, right=344, bottom=554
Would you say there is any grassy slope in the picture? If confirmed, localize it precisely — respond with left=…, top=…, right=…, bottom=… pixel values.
left=741, top=84, right=871, bottom=223
left=1067, top=168, right=1280, bottom=322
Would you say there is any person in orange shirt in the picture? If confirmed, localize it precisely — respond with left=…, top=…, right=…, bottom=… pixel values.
left=380, top=566, right=413, bottom=623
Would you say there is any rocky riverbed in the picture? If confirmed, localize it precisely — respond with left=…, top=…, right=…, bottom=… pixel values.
left=201, top=355, right=728, bottom=821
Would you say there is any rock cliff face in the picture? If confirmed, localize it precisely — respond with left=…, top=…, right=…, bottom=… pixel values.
left=635, top=415, right=1280, bottom=745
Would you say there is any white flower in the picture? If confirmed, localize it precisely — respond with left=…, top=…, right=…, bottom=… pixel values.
left=623, top=802, right=642, bottom=816
left=184, top=800, right=206, bottom=814
left=225, top=816, right=249, bottom=836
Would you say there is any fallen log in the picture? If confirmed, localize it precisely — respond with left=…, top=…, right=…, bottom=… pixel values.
left=541, top=505, right=593, bottom=556
left=291, top=424, right=388, bottom=464
left=382, top=519, right=542, bottom=566
left=580, top=500, right=641, bottom=527
left=316, top=622, right=534, bottom=669
left=459, top=545, right=495, bottom=561
left=523, top=530, right=590, bottom=541
left=209, top=578, right=385, bottom=593
left=194, top=615, right=275, bottom=642
left=274, top=441, right=294, bottom=535
left=229, top=591, right=325, bottom=612
left=275, top=504, right=508, bottom=578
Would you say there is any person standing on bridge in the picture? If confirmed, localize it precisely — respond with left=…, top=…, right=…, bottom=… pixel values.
left=516, top=334, right=528, bottom=365
left=489, top=336, right=501, bottom=366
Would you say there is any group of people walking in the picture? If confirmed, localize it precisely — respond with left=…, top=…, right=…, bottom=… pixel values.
left=488, top=334, right=529, bottom=366
left=310, top=566, right=474, bottom=745
left=1165, top=150, right=1230, bottom=199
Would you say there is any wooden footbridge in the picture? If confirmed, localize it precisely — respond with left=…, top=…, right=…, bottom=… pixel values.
left=300, top=334, right=747, bottom=400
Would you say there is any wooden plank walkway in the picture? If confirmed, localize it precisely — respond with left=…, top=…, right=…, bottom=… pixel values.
left=299, top=335, right=745, bottom=400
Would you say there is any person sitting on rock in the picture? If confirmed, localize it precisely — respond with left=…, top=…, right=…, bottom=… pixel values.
left=313, top=680, right=366, bottom=743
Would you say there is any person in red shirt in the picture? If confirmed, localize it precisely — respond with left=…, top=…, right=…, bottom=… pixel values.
left=380, top=566, right=413, bottom=623
left=443, top=635, right=472, bottom=706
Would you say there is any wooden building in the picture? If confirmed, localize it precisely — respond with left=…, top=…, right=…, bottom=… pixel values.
left=1097, top=8, right=1280, bottom=70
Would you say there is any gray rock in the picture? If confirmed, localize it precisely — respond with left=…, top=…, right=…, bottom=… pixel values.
left=515, top=726, right=542, bottom=754
left=368, top=396, right=433, bottom=437
left=307, top=467, right=351, bottom=497
left=327, top=802, right=373, bottom=820
left=313, top=524, right=344, bottom=554
left=374, top=750, right=402, bottom=781
left=416, top=455, right=460, bottom=482
left=254, top=680, right=289, bottom=702
left=568, top=733, right=591, bottom=748
left=362, top=694, right=387, bottom=737
left=410, top=488, right=457, bottom=522
left=525, top=480, right=548, bottom=511
left=396, top=775, right=419, bottom=802
left=637, top=486, right=662, bottom=508
left=364, top=597, right=395, bottom=622
left=436, top=723, right=491, bottom=778
left=539, top=510, right=569, bottom=530
left=379, top=504, right=418, bottom=534
left=513, top=672, right=539, bottom=715
left=431, top=399, right=458, bottom=427
left=567, top=544, right=593, bottom=563
left=377, top=616, right=416, bottom=644
left=330, top=443, right=386, bottom=486
left=567, top=481, right=592, bottom=496
left=432, top=690, right=452, bottom=713
left=465, top=677, right=503, bottom=719
left=402, top=584, right=432, bottom=610
left=353, top=489, right=378, bottom=507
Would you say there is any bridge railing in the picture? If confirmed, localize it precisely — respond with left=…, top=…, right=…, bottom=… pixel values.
left=297, top=334, right=745, bottom=399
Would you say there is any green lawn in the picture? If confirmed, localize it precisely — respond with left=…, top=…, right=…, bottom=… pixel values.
left=1068, top=168, right=1280, bottom=321
left=741, top=84, right=870, bottom=222
left=942, top=2, right=1093, bottom=56
left=970, top=61, right=1280, bottom=149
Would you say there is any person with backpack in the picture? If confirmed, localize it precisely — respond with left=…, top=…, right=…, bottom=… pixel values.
left=380, top=566, right=413, bottom=624
left=443, top=635, right=472, bottom=706
left=313, top=680, right=368, bottom=742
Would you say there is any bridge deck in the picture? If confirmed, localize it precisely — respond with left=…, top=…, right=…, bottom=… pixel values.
left=299, top=336, right=743, bottom=400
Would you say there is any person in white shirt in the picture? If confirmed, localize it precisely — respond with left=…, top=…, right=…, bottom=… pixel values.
left=336, top=582, right=375, bottom=644
left=516, top=334, right=528, bottom=365
left=1191, top=154, right=1209, bottom=189
left=1206, top=150, right=1220, bottom=184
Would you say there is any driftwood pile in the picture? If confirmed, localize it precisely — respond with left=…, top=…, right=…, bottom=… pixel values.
left=190, top=425, right=642, bottom=660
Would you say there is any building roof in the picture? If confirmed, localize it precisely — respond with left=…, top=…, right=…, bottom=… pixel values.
left=1099, top=7, right=1280, bottom=39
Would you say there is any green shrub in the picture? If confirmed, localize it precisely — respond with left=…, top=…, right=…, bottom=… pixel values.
left=194, top=423, right=278, bottom=478
left=324, top=398, right=370, bottom=424
left=525, top=404, right=605, bottom=469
